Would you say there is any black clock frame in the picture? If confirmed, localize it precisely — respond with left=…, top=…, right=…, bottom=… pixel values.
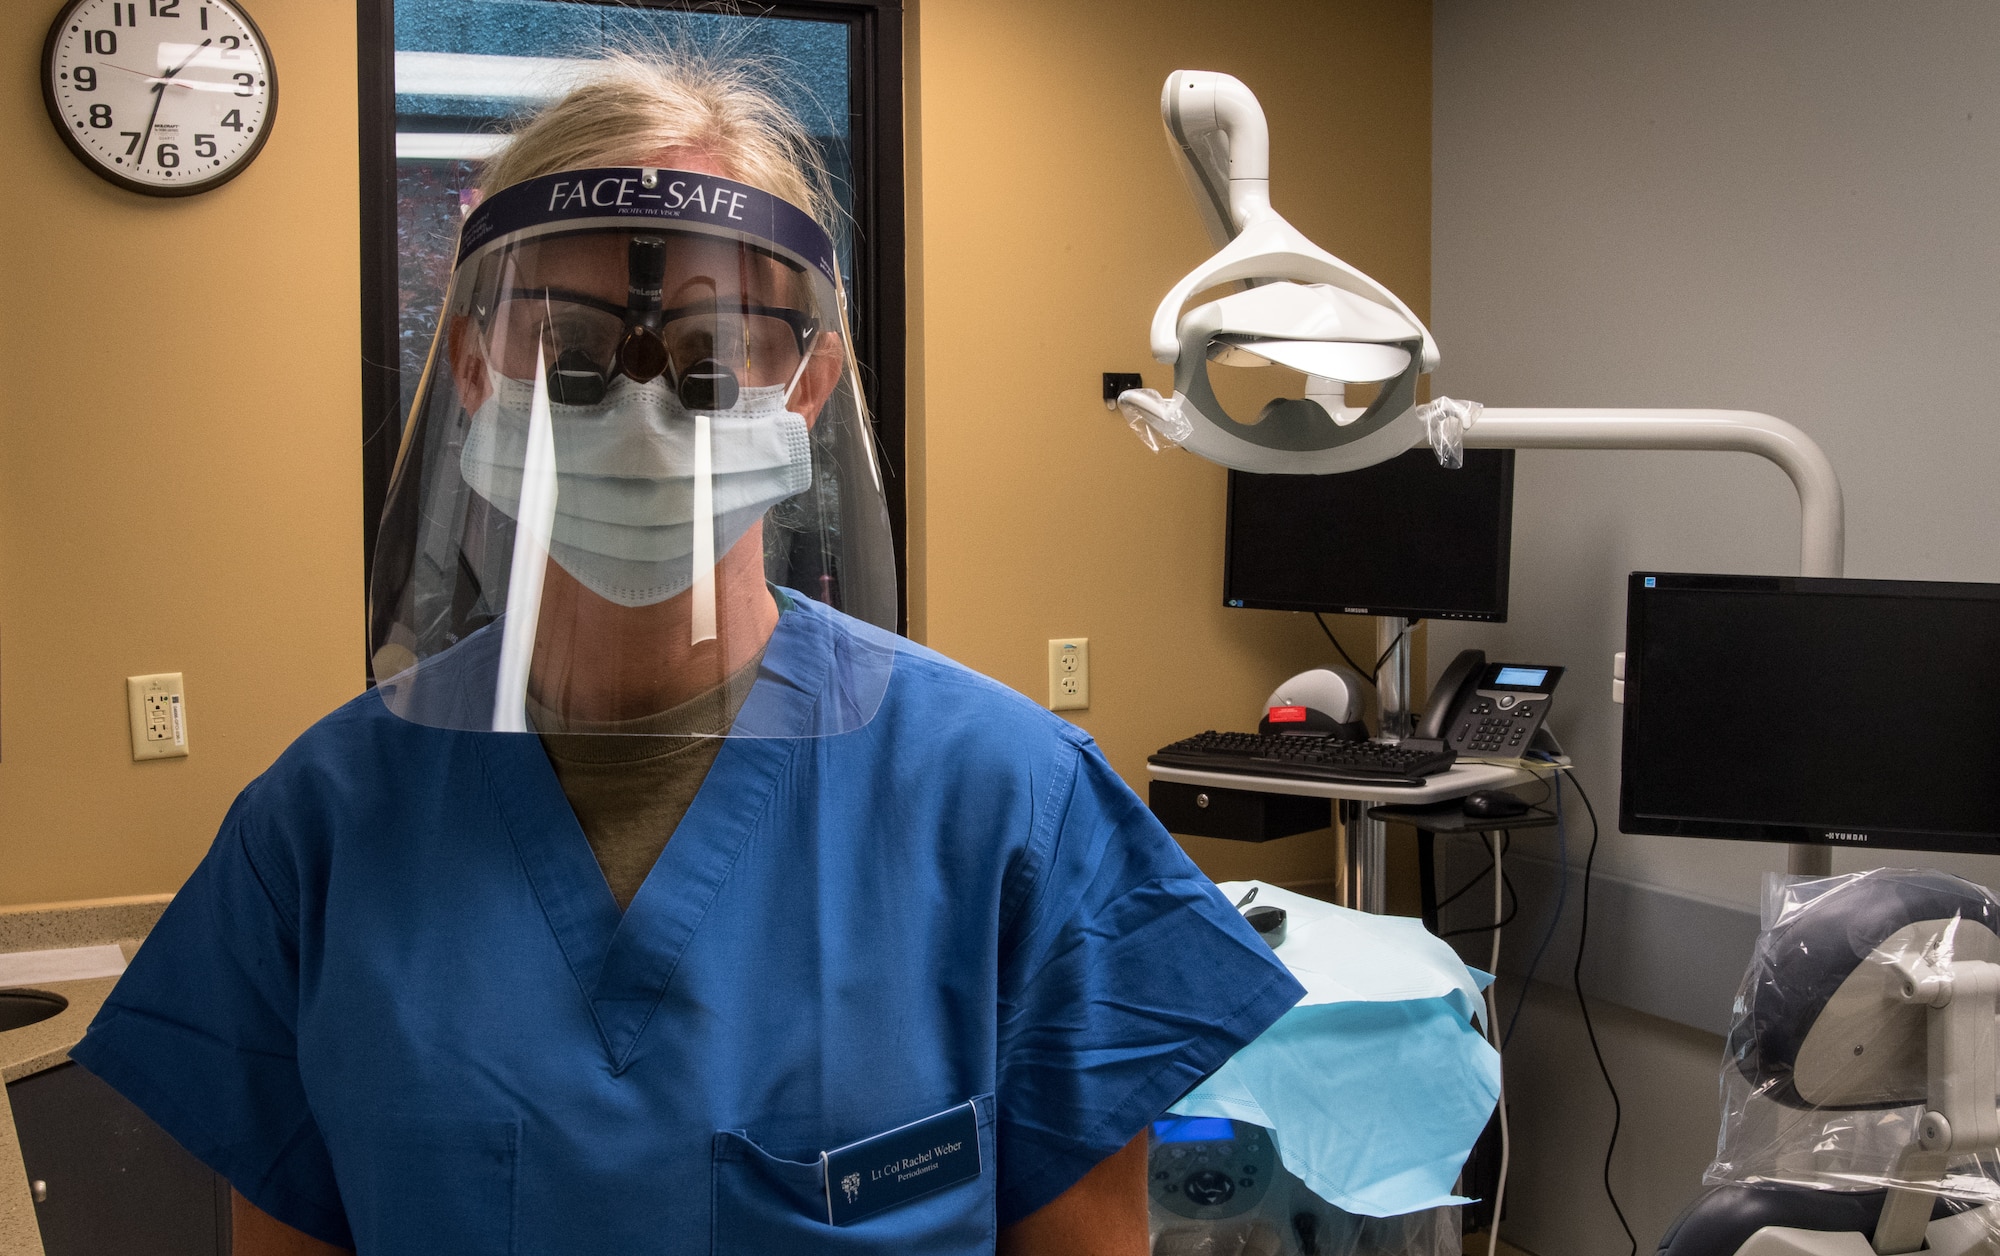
left=40, top=0, right=279, bottom=198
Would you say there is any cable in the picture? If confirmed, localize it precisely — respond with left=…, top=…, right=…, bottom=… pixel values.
left=1568, top=772, right=1636, bottom=1256
left=1311, top=613, right=1418, bottom=689
left=1441, top=834, right=1517, bottom=937
left=1371, top=621, right=1415, bottom=676
left=1434, top=844, right=1502, bottom=915
left=1503, top=763, right=1570, bottom=1049
left=1314, top=613, right=1376, bottom=681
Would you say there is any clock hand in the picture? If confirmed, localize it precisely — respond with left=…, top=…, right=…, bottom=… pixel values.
left=136, top=39, right=211, bottom=169
left=137, top=82, right=167, bottom=168
left=96, top=61, right=163, bottom=82
left=160, top=38, right=214, bottom=83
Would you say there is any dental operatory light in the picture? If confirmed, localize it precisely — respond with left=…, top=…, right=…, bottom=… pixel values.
left=1117, top=71, right=1471, bottom=474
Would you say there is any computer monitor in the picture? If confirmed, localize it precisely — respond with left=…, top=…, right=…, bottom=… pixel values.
left=1223, top=448, right=1515, bottom=622
left=1621, top=572, right=2000, bottom=854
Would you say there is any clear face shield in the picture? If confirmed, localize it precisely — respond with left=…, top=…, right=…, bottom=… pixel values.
left=368, top=167, right=897, bottom=738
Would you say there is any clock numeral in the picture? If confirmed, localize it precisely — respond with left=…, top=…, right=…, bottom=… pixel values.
left=109, top=3, right=136, bottom=27
left=232, top=72, right=254, bottom=97
left=120, top=131, right=142, bottom=155
left=195, top=133, right=216, bottom=158
left=219, top=108, right=243, bottom=131
left=150, top=0, right=182, bottom=15
left=83, top=29, right=117, bottom=55
left=199, top=4, right=207, bottom=29
left=156, top=142, right=179, bottom=168
left=73, top=66, right=97, bottom=91
left=218, top=34, right=240, bottom=57
left=88, top=103, right=112, bottom=128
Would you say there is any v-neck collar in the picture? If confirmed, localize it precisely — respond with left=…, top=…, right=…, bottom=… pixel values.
left=475, top=597, right=843, bottom=1071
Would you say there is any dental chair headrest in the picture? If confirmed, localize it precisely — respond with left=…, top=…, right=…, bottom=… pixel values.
left=1731, top=870, right=2000, bottom=1110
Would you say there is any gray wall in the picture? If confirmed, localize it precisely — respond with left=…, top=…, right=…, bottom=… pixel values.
left=1431, top=1, right=2000, bottom=1249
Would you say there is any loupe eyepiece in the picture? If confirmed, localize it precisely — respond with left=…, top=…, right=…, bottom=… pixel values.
left=677, top=358, right=740, bottom=411
left=547, top=345, right=609, bottom=405
left=617, top=325, right=671, bottom=385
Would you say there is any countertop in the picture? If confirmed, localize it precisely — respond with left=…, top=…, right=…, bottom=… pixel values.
left=0, top=895, right=171, bottom=1256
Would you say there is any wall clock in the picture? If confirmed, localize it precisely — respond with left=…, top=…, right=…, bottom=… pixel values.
left=42, top=0, right=277, bottom=197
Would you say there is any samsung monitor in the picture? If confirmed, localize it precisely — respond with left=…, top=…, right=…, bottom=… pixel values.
left=1223, top=448, right=1515, bottom=622
left=1622, top=572, right=2000, bottom=854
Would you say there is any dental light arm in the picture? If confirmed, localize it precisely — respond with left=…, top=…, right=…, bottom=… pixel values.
left=1161, top=70, right=1258, bottom=251
left=1462, top=409, right=1845, bottom=578
left=1129, top=71, right=1845, bottom=581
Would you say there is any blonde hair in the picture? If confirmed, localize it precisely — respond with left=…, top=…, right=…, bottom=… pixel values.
left=480, top=50, right=837, bottom=233
left=475, top=50, right=862, bottom=404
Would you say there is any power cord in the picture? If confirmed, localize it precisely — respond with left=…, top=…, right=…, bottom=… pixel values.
left=1440, top=834, right=1518, bottom=938
left=1434, top=833, right=1509, bottom=915
left=1313, top=613, right=1416, bottom=688
left=1567, top=772, right=1636, bottom=1256
left=1504, top=762, right=1570, bottom=1049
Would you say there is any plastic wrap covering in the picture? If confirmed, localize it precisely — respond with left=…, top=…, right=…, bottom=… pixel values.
left=1117, top=387, right=1195, bottom=452
left=1148, top=1118, right=1459, bottom=1256
left=1692, top=869, right=2000, bottom=1254
left=1414, top=397, right=1481, bottom=469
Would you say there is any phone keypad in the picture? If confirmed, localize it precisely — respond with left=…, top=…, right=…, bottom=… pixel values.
left=1455, top=703, right=1542, bottom=754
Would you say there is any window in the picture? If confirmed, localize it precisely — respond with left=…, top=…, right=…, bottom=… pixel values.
left=357, top=0, right=905, bottom=641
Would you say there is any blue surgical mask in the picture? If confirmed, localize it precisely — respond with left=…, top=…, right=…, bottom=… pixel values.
left=460, top=371, right=812, bottom=607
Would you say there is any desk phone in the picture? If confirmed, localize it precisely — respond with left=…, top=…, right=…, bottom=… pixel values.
left=1416, top=649, right=1564, bottom=759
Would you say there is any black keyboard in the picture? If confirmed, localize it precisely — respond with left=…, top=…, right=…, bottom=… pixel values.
left=1148, top=731, right=1458, bottom=786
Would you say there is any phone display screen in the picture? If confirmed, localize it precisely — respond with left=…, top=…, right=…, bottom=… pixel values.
left=1623, top=573, right=2000, bottom=852
left=1491, top=667, right=1550, bottom=688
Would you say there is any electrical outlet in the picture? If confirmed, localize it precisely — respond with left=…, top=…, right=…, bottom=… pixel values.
left=1048, top=639, right=1089, bottom=711
left=127, top=673, right=188, bottom=761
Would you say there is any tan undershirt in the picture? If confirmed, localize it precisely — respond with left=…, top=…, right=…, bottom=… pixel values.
left=533, top=653, right=763, bottom=911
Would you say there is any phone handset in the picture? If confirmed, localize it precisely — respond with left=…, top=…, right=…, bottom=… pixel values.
left=1414, top=649, right=1486, bottom=742
left=1417, top=650, right=1566, bottom=758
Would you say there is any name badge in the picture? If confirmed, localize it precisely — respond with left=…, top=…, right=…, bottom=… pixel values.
left=820, top=1101, right=981, bottom=1226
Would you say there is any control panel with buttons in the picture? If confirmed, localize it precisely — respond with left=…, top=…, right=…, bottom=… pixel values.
left=1445, top=663, right=1565, bottom=759
left=1147, top=1116, right=1276, bottom=1222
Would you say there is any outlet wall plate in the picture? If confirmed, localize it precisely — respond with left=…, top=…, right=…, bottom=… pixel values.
left=127, top=673, right=188, bottom=761
left=1048, top=638, right=1089, bottom=711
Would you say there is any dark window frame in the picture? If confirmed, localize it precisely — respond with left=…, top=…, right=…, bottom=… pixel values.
left=356, top=0, right=908, bottom=667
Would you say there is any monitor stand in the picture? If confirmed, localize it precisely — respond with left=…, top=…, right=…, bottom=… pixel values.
left=1339, top=616, right=1417, bottom=913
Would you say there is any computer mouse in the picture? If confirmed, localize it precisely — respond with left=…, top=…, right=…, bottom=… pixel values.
left=1244, top=905, right=1287, bottom=949
left=1463, top=790, right=1530, bottom=819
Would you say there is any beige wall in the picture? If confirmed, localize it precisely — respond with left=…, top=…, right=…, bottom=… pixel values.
left=0, top=0, right=1430, bottom=907
left=908, top=0, right=1432, bottom=885
left=0, top=1, right=363, bottom=907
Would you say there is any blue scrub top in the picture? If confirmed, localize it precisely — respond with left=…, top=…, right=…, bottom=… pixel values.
left=73, top=595, right=1302, bottom=1254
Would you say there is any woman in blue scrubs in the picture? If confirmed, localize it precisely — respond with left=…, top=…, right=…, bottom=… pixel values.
left=72, top=52, right=1302, bottom=1256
